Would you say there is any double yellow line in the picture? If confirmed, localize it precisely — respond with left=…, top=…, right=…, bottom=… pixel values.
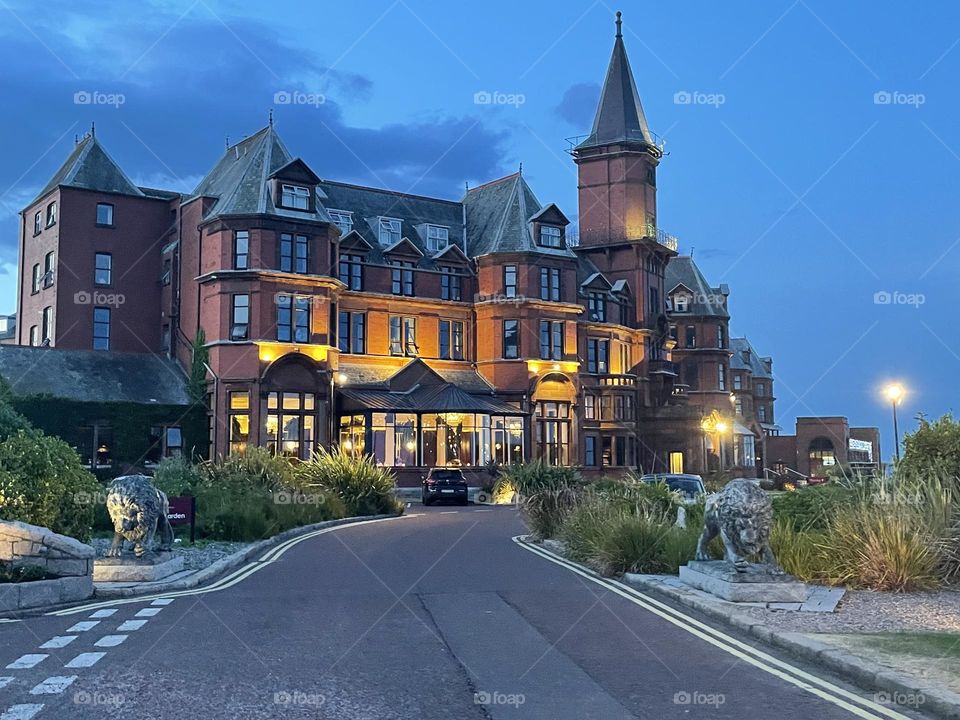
left=513, top=536, right=912, bottom=720
left=47, top=516, right=401, bottom=617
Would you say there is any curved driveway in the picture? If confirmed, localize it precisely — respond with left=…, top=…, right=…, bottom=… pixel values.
left=0, top=506, right=931, bottom=719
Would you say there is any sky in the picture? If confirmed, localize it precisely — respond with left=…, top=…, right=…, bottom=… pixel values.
left=1, top=0, right=958, bottom=460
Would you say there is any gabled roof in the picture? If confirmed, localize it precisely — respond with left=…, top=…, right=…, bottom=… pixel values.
left=269, top=157, right=322, bottom=184
left=528, top=202, right=570, bottom=226
left=463, top=173, right=575, bottom=258
left=383, top=237, right=424, bottom=258
left=730, top=337, right=773, bottom=379
left=0, top=347, right=191, bottom=405
left=577, top=13, right=654, bottom=150
left=433, top=243, right=470, bottom=264
left=664, top=256, right=729, bottom=318
left=30, top=134, right=145, bottom=205
left=190, top=126, right=332, bottom=224
left=338, top=229, right=373, bottom=251
left=581, top=272, right=612, bottom=290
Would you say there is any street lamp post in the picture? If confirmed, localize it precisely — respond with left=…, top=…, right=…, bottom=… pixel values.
left=883, top=384, right=905, bottom=462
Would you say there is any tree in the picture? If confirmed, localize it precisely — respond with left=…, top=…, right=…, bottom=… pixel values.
left=188, top=328, right=210, bottom=405
left=900, top=413, right=960, bottom=479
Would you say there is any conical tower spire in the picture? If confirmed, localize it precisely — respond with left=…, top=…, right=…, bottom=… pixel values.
left=577, top=11, right=654, bottom=150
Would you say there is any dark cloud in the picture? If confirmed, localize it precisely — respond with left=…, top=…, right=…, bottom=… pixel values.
left=554, top=82, right=600, bottom=129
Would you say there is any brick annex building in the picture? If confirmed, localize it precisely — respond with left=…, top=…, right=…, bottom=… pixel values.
left=14, top=14, right=846, bottom=484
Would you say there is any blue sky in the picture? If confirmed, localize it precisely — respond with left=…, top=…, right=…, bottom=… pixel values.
left=1, top=0, right=958, bottom=459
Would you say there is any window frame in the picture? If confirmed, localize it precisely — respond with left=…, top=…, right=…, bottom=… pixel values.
left=338, top=311, right=366, bottom=354
left=95, top=203, right=114, bottom=227
left=391, top=261, right=415, bottom=296
left=539, top=267, right=561, bottom=301
left=502, top=319, right=519, bottom=359
left=538, top=320, right=564, bottom=360
left=92, top=307, right=110, bottom=350
left=425, top=224, right=450, bottom=253
left=439, top=266, right=462, bottom=301
left=378, top=217, right=402, bottom=246
left=276, top=294, right=311, bottom=343
left=389, top=316, right=418, bottom=356
left=231, top=293, right=250, bottom=341
left=234, top=230, right=249, bottom=270
left=280, top=183, right=311, bottom=210
left=338, top=253, right=364, bottom=290
left=538, top=224, right=562, bottom=248
left=328, top=209, right=353, bottom=235
left=43, top=252, right=55, bottom=288
left=45, top=201, right=57, bottom=228
left=503, top=264, right=518, bottom=298
left=94, top=252, right=112, bottom=286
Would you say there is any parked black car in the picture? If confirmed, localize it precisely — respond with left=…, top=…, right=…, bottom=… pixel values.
left=422, top=468, right=469, bottom=506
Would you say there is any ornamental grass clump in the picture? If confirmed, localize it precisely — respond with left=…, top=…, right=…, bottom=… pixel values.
left=498, top=462, right=582, bottom=539
left=296, top=446, right=403, bottom=517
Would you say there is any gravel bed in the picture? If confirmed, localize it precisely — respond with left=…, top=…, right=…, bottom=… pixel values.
left=742, top=588, right=960, bottom=634
left=90, top=538, right=252, bottom=572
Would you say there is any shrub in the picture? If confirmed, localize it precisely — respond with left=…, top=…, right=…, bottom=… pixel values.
left=901, top=413, right=960, bottom=479
left=295, top=447, right=402, bottom=517
left=770, top=519, right=832, bottom=581
left=772, top=483, right=859, bottom=531
left=0, top=430, right=101, bottom=541
left=500, top=462, right=582, bottom=539
left=153, top=455, right=204, bottom=497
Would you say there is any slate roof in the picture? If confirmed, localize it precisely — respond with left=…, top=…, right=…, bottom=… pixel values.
left=730, top=337, right=773, bottom=379
left=665, top=256, right=729, bottom=318
left=190, top=126, right=333, bottom=225
left=463, top=173, right=576, bottom=258
left=30, top=134, right=146, bottom=205
left=0, top=346, right=192, bottom=405
left=577, top=14, right=655, bottom=150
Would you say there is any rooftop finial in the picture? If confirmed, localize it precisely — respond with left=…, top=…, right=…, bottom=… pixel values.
left=518, top=162, right=523, bottom=175
left=268, top=108, right=274, bottom=127
left=225, top=135, right=230, bottom=150
left=615, top=11, right=622, bottom=38
left=90, top=121, right=96, bottom=138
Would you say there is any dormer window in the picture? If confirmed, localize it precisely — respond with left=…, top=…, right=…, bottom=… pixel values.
left=280, top=184, right=310, bottom=210
left=587, top=292, right=606, bottom=322
left=379, top=217, right=402, bottom=245
left=539, top=224, right=562, bottom=248
left=426, top=224, right=449, bottom=252
left=672, top=294, right=690, bottom=313
left=328, top=210, right=353, bottom=235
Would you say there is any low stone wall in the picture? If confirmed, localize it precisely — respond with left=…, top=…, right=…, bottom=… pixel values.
left=0, top=520, right=95, bottom=612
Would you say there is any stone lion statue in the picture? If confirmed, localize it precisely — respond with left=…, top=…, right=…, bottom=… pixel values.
left=695, top=479, right=781, bottom=573
left=105, top=475, right=174, bottom=558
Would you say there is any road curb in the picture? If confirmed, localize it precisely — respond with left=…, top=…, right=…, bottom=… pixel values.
left=621, top=572, right=960, bottom=720
left=91, top=513, right=401, bottom=600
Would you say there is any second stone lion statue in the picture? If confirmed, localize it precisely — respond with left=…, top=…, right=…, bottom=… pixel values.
left=695, top=479, right=780, bottom=573
left=105, top=474, right=174, bottom=558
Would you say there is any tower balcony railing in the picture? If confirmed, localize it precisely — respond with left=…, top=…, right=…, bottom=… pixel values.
left=641, top=223, right=679, bottom=252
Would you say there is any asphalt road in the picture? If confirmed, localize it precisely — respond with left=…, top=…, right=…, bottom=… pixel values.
left=0, top=506, right=934, bottom=719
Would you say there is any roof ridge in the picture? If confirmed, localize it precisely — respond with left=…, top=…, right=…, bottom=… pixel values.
left=466, top=171, right=520, bottom=193
left=322, top=179, right=462, bottom=206
left=491, top=174, right=520, bottom=250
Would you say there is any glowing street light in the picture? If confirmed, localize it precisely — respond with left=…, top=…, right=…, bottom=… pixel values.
left=883, top=383, right=906, bottom=461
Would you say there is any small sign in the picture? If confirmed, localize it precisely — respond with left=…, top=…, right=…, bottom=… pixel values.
left=167, top=496, right=196, bottom=542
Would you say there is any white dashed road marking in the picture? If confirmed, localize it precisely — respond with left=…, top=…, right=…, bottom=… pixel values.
left=117, top=620, right=147, bottom=631
left=0, top=677, right=13, bottom=689
left=65, top=621, right=99, bottom=633
left=39, top=636, right=76, bottom=649
left=29, top=676, right=77, bottom=695
left=134, top=608, right=162, bottom=618
left=0, top=704, right=45, bottom=720
left=94, top=635, right=128, bottom=648
left=64, top=653, right=105, bottom=669
left=5, top=656, right=47, bottom=670
left=151, top=598, right=174, bottom=606
left=89, top=609, right=117, bottom=619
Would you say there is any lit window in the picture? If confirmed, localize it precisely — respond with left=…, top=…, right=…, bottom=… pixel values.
left=328, top=210, right=353, bottom=235
left=281, top=184, right=310, bottom=210
left=229, top=391, right=250, bottom=456
left=93, top=307, right=109, bottom=350
left=95, top=253, right=112, bottom=286
left=539, top=225, right=562, bottom=248
left=378, top=217, right=402, bottom=245
left=96, top=203, right=114, bottom=226
left=426, top=225, right=449, bottom=252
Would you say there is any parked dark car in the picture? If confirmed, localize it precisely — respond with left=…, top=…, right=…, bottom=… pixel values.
left=422, top=468, right=469, bottom=506
left=638, top=473, right=706, bottom=503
